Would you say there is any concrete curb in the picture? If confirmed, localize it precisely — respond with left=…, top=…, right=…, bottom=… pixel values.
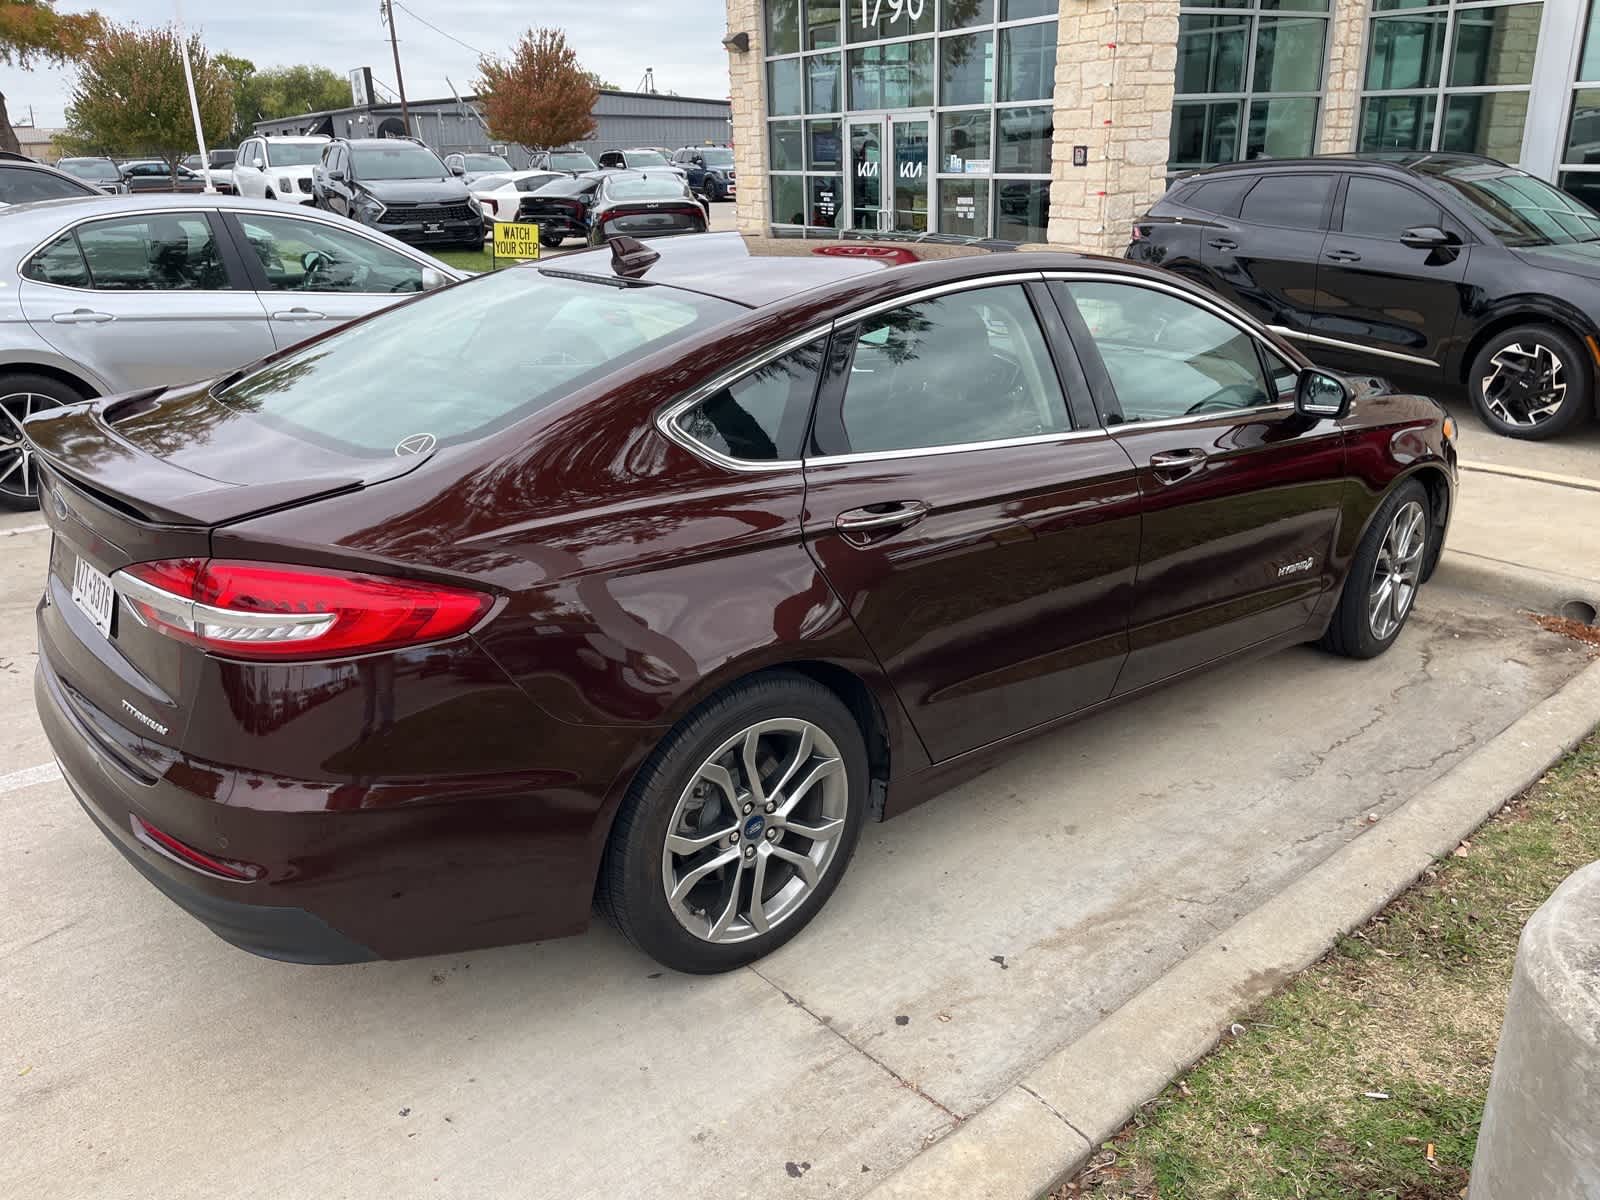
left=1432, top=551, right=1600, bottom=617
left=864, top=657, right=1600, bottom=1200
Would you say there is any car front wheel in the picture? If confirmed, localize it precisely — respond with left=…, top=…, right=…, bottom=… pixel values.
left=1320, top=479, right=1431, bottom=659
left=1468, top=324, right=1592, bottom=440
left=599, top=672, right=868, bottom=973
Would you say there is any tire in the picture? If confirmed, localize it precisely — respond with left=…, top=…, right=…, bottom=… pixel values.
left=264, top=189, right=275, bottom=201
left=539, top=233, right=563, bottom=249
left=598, top=672, right=869, bottom=973
left=0, top=372, right=89, bottom=511
left=1319, top=479, right=1431, bottom=659
left=1468, top=323, right=1592, bottom=440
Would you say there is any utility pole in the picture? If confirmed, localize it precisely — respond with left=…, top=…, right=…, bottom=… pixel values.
left=382, top=0, right=411, bottom=135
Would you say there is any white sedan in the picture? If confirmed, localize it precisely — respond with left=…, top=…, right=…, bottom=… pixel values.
left=469, top=170, right=570, bottom=224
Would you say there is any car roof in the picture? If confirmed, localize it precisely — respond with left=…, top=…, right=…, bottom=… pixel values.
left=258, top=135, right=330, bottom=143
left=1180, top=151, right=1507, bottom=182
left=537, top=229, right=1108, bottom=309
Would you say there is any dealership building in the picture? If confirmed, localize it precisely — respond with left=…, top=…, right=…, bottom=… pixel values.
left=725, top=0, right=1600, bottom=251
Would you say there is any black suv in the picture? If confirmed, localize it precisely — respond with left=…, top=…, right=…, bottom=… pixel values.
left=671, top=146, right=736, bottom=201
left=1129, top=153, right=1600, bottom=440
left=311, top=137, right=483, bottom=250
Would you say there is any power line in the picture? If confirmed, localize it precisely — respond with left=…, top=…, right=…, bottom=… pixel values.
left=390, top=1, right=488, bottom=58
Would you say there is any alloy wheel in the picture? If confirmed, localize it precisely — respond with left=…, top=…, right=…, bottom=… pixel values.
left=661, top=718, right=849, bottom=944
left=0, top=392, right=63, bottom=502
left=1369, top=500, right=1427, bottom=641
left=1481, top=342, right=1567, bottom=428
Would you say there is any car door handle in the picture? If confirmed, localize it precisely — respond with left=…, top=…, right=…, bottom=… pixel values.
left=1324, top=249, right=1362, bottom=263
left=1207, top=237, right=1238, bottom=251
left=835, top=501, right=929, bottom=535
left=1149, top=449, right=1209, bottom=481
left=51, top=309, right=114, bottom=325
left=271, top=308, right=326, bottom=321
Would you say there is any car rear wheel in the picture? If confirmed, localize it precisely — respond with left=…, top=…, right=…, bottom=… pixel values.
left=1319, top=479, right=1431, bottom=659
left=1468, top=324, right=1592, bottom=440
left=0, top=373, right=85, bottom=510
left=539, top=232, right=564, bottom=248
left=599, top=672, right=868, bottom=973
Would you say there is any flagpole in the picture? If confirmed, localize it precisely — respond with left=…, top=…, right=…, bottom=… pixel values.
left=174, top=0, right=215, bottom=193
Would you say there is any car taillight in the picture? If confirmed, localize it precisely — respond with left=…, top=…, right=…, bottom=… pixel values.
left=132, top=813, right=263, bottom=881
left=112, top=558, right=493, bottom=662
left=1131, top=224, right=1147, bottom=241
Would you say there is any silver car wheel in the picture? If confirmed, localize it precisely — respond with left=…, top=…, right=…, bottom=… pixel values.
left=661, top=718, right=848, bottom=945
left=1369, top=500, right=1427, bottom=641
left=1481, top=342, right=1567, bottom=427
left=0, top=392, right=62, bottom=500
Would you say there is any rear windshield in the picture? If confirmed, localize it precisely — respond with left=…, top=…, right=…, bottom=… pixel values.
left=609, top=177, right=688, bottom=200
left=550, top=152, right=597, bottom=171
left=516, top=173, right=563, bottom=192
left=351, top=145, right=445, bottom=180
left=464, top=154, right=511, bottom=172
left=267, top=142, right=325, bottom=167
left=215, top=269, right=742, bottom=457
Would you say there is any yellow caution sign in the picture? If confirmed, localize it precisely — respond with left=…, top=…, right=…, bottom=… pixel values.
left=492, top=221, right=541, bottom=262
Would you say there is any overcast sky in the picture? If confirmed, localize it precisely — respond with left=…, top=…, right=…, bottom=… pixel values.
left=0, top=0, right=733, bottom=129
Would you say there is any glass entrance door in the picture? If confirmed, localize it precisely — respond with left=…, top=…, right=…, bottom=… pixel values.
left=846, top=113, right=932, bottom=233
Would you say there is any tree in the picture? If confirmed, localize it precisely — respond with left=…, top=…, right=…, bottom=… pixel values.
left=0, top=1, right=105, bottom=154
left=475, top=29, right=597, bottom=151
left=60, top=23, right=234, bottom=185
left=221, top=61, right=350, bottom=143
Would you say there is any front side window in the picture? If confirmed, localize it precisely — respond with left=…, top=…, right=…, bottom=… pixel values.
left=1340, top=176, right=1442, bottom=239
left=218, top=270, right=743, bottom=458
left=235, top=213, right=426, bottom=294
left=0, top=167, right=95, bottom=203
left=1060, top=282, right=1273, bottom=423
left=1419, top=163, right=1600, bottom=246
left=1170, top=0, right=1328, bottom=173
left=675, top=338, right=826, bottom=462
left=1239, top=173, right=1335, bottom=229
left=73, top=215, right=229, bottom=291
left=836, top=285, right=1069, bottom=454
left=1360, top=0, right=1541, bottom=162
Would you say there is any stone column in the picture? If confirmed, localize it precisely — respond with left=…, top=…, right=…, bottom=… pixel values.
left=726, top=0, right=770, bottom=237
left=1469, top=860, right=1600, bottom=1200
left=1048, top=0, right=1179, bottom=255
left=1319, top=0, right=1369, bottom=155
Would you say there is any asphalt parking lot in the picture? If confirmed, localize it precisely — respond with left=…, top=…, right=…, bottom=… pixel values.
left=2, top=499, right=1592, bottom=1198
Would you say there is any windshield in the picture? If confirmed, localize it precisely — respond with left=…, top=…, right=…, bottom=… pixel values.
left=215, top=269, right=742, bottom=458
left=351, top=145, right=445, bottom=180
left=267, top=143, right=326, bottom=167
left=609, top=177, right=688, bottom=200
left=60, top=158, right=115, bottom=179
left=626, top=150, right=670, bottom=167
left=465, top=154, right=511, bottom=171
left=1422, top=165, right=1600, bottom=247
left=550, top=151, right=597, bottom=171
left=209, top=150, right=236, bottom=166
left=700, top=149, right=734, bottom=167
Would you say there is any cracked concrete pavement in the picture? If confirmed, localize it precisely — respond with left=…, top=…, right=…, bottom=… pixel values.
left=1, top=488, right=1595, bottom=1198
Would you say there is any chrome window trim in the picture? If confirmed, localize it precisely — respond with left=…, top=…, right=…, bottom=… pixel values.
left=806, top=426, right=1111, bottom=467
left=831, top=271, right=1047, bottom=329
left=1267, top=324, right=1438, bottom=368
left=1042, top=270, right=1306, bottom=429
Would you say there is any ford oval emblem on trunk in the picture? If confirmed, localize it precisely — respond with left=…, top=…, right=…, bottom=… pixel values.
left=394, top=433, right=437, bottom=457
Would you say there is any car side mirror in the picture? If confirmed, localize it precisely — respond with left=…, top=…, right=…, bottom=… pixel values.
left=420, top=266, right=449, bottom=290
left=328, top=168, right=346, bottom=183
left=1295, top=368, right=1351, bottom=420
left=449, top=163, right=465, bottom=177
left=1400, top=225, right=1453, bottom=250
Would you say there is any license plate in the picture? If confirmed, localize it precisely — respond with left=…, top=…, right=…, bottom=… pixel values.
left=425, top=222, right=443, bottom=233
left=71, top=555, right=115, bottom=641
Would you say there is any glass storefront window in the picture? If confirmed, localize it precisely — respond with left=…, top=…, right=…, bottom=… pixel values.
left=1360, top=0, right=1538, bottom=163
left=1253, top=17, right=1325, bottom=92
left=808, top=52, right=843, bottom=112
left=809, top=174, right=843, bottom=227
left=1001, top=0, right=1054, bottom=18
left=808, top=118, right=844, bottom=169
left=848, top=40, right=935, bottom=108
left=939, top=178, right=990, bottom=236
left=941, top=30, right=994, bottom=106
left=768, top=0, right=801, bottom=56
left=1177, top=15, right=1248, bottom=94
left=943, top=0, right=994, bottom=29
left=772, top=174, right=807, bottom=226
left=770, top=120, right=804, bottom=170
left=995, top=179, right=1049, bottom=242
left=941, top=110, right=992, bottom=170
left=1246, top=97, right=1320, bottom=158
left=1565, top=4, right=1600, bottom=204
left=1583, top=0, right=1600, bottom=81
left=997, top=106, right=1052, bottom=173
left=769, top=59, right=803, bottom=116
left=806, top=0, right=842, bottom=49
left=846, top=0, right=936, bottom=43
left=1171, top=99, right=1244, bottom=170
left=1566, top=87, right=1600, bottom=164
left=999, top=21, right=1057, bottom=101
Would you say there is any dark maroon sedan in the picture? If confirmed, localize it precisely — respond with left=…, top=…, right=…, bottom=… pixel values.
left=27, top=232, right=1457, bottom=973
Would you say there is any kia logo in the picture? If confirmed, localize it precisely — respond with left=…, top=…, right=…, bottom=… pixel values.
left=394, top=433, right=437, bottom=457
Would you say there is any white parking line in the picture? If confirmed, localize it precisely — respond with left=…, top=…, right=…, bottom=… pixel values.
left=1459, top=461, right=1600, bottom=494
left=1, top=522, right=48, bottom=536
left=0, top=761, right=61, bottom=795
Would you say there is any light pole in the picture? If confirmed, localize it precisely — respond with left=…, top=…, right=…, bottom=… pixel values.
left=173, top=0, right=215, bottom=192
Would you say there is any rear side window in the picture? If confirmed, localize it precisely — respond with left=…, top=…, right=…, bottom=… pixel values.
left=217, top=269, right=743, bottom=458
left=1340, top=176, right=1442, bottom=240
left=22, top=230, right=90, bottom=287
left=75, top=215, right=228, bottom=291
left=1239, top=174, right=1336, bottom=230
left=1183, top=176, right=1255, bottom=218
left=675, top=339, right=825, bottom=462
